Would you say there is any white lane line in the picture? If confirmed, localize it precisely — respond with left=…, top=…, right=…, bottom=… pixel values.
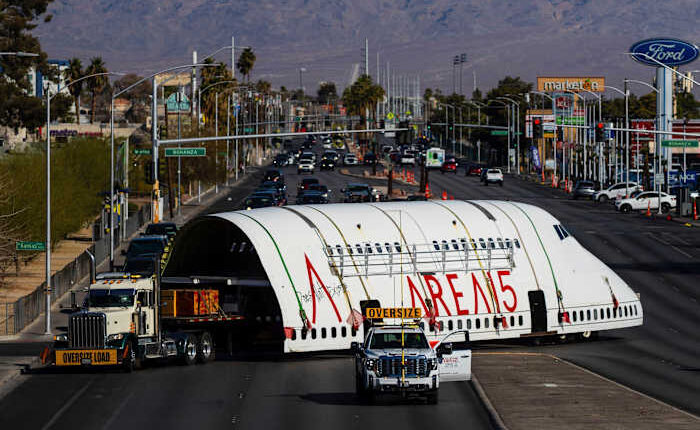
left=644, top=232, right=694, bottom=258
left=41, top=378, right=94, bottom=430
left=101, top=391, right=134, bottom=430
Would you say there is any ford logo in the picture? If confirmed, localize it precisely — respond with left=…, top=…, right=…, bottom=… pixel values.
left=630, top=38, right=699, bottom=67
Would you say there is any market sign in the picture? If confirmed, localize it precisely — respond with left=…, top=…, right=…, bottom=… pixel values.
left=630, top=38, right=699, bottom=67
left=537, top=77, right=605, bottom=93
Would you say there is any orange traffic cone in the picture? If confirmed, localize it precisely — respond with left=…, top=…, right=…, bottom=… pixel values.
left=646, top=201, right=651, bottom=217
left=693, top=199, right=698, bottom=221
left=425, top=183, right=431, bottom=199
left=441, top=190, right=447, bottom=200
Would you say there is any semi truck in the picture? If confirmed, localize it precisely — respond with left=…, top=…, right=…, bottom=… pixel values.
left=40, top=269, right=243, bottom=371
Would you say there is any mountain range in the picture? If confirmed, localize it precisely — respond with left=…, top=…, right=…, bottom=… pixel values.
left=37, top=0, right=700, bottom=95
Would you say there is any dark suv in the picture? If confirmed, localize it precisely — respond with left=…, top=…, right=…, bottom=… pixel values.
left=343, top=183, right=374, bottom=203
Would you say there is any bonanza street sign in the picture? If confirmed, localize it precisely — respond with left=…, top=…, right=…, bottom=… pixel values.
left=164, top=148, right=206, bottom=157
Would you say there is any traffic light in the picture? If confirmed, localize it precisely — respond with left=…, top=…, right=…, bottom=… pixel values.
left=427, top=121, right=431, bottom=131
left=595, top=122, right=605, bottom=142
left=533, top=118, right=543, bottom=139
left=144, top=162, right=154, bottom=185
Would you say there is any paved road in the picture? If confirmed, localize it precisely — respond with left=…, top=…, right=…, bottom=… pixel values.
left=423, top=168, right=700, bottom=416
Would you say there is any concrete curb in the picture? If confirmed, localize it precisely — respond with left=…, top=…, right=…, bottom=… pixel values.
left=471, top=375, right=509, bottom=430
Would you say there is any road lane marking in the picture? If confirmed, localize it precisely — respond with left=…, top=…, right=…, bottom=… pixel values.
left=644, top=232, right=694, bottom=258
left=41, top=378, right=94, bottom=430
left=101, top=391, right=134, bottom=430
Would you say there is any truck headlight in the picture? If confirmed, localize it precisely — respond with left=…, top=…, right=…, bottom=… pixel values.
left=365, top=358, right=377, bottom=371
left=427, top=358, right=438, bottom=370
left=107, top=333, right=125, bottom=342
left=53, top=334, right=68, bottom=342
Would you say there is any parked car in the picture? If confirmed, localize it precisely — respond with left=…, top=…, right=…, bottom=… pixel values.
left=400, top=151, right=417, bottom=166
left=363, top=152, right=377, bottom=165
left=615, top=191, right=676, bottom=213
left=593, top=182, right=643, bottom=203
left=484, top=169, right=504, bottom=186
left=440, top=160, right=458, bottom=174
left=572, top=181, right=597, bottom=200
left=344, top=153, right=359, bottom=165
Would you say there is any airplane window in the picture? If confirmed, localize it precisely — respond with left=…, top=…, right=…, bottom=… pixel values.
left=433, top=240, right=440, bottom=251
left=510, top=316, right=515, bottom=327
left=347, top=245, right=354, bottom=255
left=484, top=318, right=490, bottom=328
left=505, top=238, right=512, bottom=248
left=475, top=318, right=481, bottom=329
left=355, top=244, right=363, bottom=254
left=326, top=246, right=333, bottom=256
left=291, top=329, right=297, bottom=340
left=624, top=306, right=628, bottom=317
left=514, top=239, right=521, bottom=248
left=302, top=329, right=308, bottom=340
left=470, top=238, right=477, bottom=250
left=321, top=328, right=327, bottom=338
left=375, top=243, right=382, bottom=253
left=441, top=240, right=449, bottom=250
left=587, top=309, right=591, bottom=320
left=497, top=238, right=504, bottom=248
left=229, top=241, right=238, bottom=252
left=249, top=244, right=255, bottom=253
left=239, top=242, right=247, bottom=253
left=600, top=308, right=605, bottom=320
left=331, top=327, right=337, bottom=338
left=394, top=242, right=402, bottom=252
left=460, top=238, right=468, bottom=249
left=593, top=309, right=598, bottom=320
left=580, top=310, right=584, bottom=321
left=488, top=238, right=496, bottom=249
left=467, top=319, right=472, bottom=329
left=518, top=315, right=523, bottom=326
left=336, top=245, right=343, bottom=255
left=312, top=328, right=317, bottom=339
left=554, top=225, right=564, bottom=240
left=457, top=320, right=463, bottom=329
left=365, top=243, right=373, bottom=254
left=479, top=238, right=487, bottom=249
left=573, top=311, right=577, bottom=322
left=606, top=308, right=611, bottom=319
left=385, top=243, right=392, bottom=253
left=448, top=320, right=453, bottom=331
left=451, top=239, right=459, bottom=250
left=341, top=326, right=347, bottom=337
left=560, top=225, right=570, bottom=238
left=351, top=327, right=357, bottom=337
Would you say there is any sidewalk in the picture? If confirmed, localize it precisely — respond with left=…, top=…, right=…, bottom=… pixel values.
left=473, top=352, right=699, bottom=430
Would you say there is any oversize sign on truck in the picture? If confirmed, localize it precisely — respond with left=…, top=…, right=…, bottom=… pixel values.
left=55, top=349, right=117, bottom=366
left=365, top=307, right=422, bottom=319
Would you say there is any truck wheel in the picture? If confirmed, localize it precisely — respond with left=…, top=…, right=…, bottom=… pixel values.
left=620, top=204, right=631, bottom=213
left=122, top=340, right=137, bottom=373
left=196, top=332, right=214, bottom=363
left=180, top=334, right=198, bottom=365
left=426, top=390, right=439, bottom=405
left=661, top=202, right=671, bottom=213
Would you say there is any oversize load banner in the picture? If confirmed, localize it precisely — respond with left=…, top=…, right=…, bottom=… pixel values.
left=365, top=307, right=422, bottom=319
left=55, top=349, right=117, bottom=366
left=537, top=77, right=605, bottom=92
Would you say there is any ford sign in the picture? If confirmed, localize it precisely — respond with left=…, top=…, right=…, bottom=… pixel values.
left=630, top=38, right=699, bottom=67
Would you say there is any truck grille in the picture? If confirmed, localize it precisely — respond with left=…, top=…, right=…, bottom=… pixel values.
left=377, top=356, right=427, bottom=377
left=68, top=312, right=106, bottom=348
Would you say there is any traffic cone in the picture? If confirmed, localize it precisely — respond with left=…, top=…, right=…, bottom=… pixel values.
left=425, top=183, right=431, bottom=199
left=441, top=190, right=447, bottom=200
left=646, top=201, right=651, bottom=217
left=694, top=199, right=698, bottom=221
left=449, top=195, right=454, bottom=200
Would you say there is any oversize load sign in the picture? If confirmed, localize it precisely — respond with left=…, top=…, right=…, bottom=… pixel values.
left=365, top=307, right=422, bottom=319
left=630, top=39, right=699, bottom=67
left=537, top=77, right=605, bottom=93
left=55, top=349, right=117, bottom=366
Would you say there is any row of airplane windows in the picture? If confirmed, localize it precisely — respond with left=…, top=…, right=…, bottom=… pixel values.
left=326, top=237, right=521, bottom=256
left=571, top=303, right=638, bottom=322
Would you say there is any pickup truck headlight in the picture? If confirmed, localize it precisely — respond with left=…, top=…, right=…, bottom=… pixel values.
left=365, top=358, right=377, bottom=371
left=427, top=358, right=438, bottom=370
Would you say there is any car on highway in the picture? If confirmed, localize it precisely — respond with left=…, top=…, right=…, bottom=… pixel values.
left=572, top=180, right=597, bottom=200
left=123, top=235, right=168, bottom=262
left=122, top=255, right=158, bottom=277
left=263, top=169, right=285, bottom=183
left=243, top=193, right=280, bottom=210
left=343, top=153, right=359, bottom=165
left=319, top=158, right=335, bottom=171
left=615, top=191, right=677, bottom=213
left=440, top=159, right=458, bottom=174
left=363, top=152, right=377, bottom=165
left=297, top=177, right=320, bottom=193
left=466, top=163, right=484, bottom=176
left=307, top=183, right=331, bottom=200
left=296, top=190, right=329, bottom=204
left=259, top=180, right=287, bottom=194
left=593, top=182, right=642, bottom=203
left=322, top=137, right=333, bottom=149
left=144, top=222, right=177, bottom=240
left=401, top=150, right=417, bottom=166
left=322, top=150, right=340, bottom=163
left=273, top=154, right=289, bottom=167
left=342, top=183, right=375, bottom=202
left=484, top=169, right=504, bottom=186
left=297, top=155, right=315, bottom=174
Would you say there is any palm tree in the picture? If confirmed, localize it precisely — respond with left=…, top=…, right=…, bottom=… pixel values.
left=236, top=48, right=256, bottom=82
left=66, top=58, right=83, bottom=124
left=86, top=57, right=108, bottom=123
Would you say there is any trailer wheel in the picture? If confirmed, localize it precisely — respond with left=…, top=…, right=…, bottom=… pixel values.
left=180, top=334, right=197, bottom=365
left=196, top=332, right=214, bottom=363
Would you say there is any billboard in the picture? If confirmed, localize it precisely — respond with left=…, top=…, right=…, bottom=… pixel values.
left=537, top=77, right=605, bottom=93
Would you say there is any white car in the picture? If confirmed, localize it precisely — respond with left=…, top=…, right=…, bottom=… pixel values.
left=343, top=153, right=359, bottom=165
left=400, top=151, right=417, bottom=166
left=615, top=191, right=677, bottom=213
left=322, top=138, right=333, bottom=149
left=593, top=182, right=643, bottom=203
left=484, top=169, right=504, bottom=186
left=297, top=159, right=315, bottom=174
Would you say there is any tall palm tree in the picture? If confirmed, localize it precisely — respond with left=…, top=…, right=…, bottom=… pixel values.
left=236, top=48, right=256, bottom=82
left=66, top=58, right=84, bottom=124
left=86, top=57, right=108, bottom=123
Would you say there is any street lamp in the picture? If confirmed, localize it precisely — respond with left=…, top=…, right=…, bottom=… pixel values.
left=487, top=99, right=510, bottom=171
left=0, top=51, right=39, bottom=57
left=498, top=96, right=521, bottom=174
left=603, top=84, right=630, bottom=196
left=299, top=68, right=307, bottom=93
left=43, top=71, right=124, bottom=335
left=437, top=102, right=455, bottom=152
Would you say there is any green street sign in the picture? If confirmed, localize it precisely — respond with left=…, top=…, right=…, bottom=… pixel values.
left=490, top=130, right=508, bottom=136
left=514, top=132, right=523, bottom=136
left=661, top=139, right=699, bottom=148
left=164, top=147, right=206, bottom=157
left=16, top=241, right=46, bottom=251
left=244, top=127, right=254, bottom=133
left=133, top=148, right=151, bottom=155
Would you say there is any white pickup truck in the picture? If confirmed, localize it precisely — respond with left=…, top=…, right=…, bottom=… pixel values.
left=484, top=169, right=504, bottom=186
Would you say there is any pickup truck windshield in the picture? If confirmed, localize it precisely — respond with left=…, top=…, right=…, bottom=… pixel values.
left=369, top=332, right=428, bottom=349
left=89, top=289, right=135, bottom=307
